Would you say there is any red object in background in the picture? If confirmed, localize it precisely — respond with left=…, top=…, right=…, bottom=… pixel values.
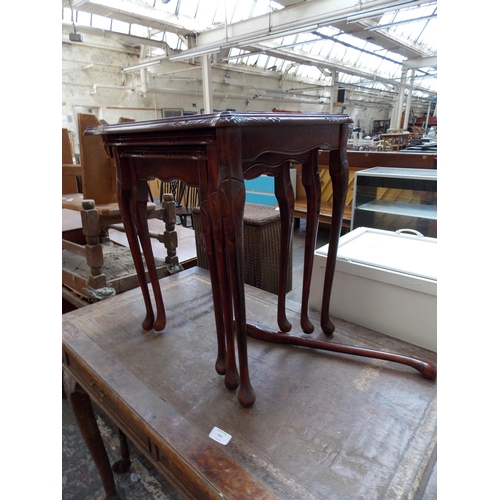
left=415, top=116, right=437, bottom=126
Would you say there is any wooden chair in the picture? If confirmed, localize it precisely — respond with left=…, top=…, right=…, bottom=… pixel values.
left=160, top=180, right=200, bottom=228
left=62, top=128, right=81, bottom=195
left=62, top=113, right=182, bottom=302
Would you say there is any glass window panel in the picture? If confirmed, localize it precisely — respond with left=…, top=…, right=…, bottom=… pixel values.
left=91, top=14, right=111, bottom=30
left=165, top=31, right=185, bottom=49
left=245, top=54, right=261, bottom=66
left=176, top=0, right=199, bottom=18
left=130, top=23, right=149, bottom=37
left=75, top=11, right=92, bottom=26
left=62, top=8, right=73, bottom=23
left=194, top=1, right=216, bottom=23
left=150, top=31, right=164, bottom=41
left=111, top=19, right=130, bottom=34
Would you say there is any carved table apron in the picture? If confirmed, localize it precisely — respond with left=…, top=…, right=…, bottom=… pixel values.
left=85, top=111, right=436, bottom=408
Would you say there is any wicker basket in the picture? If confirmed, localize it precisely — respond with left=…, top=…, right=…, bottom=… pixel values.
left=192, top=203, right=292, bottom=295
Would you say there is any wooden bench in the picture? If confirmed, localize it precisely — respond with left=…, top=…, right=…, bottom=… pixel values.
left=293, top=150, right=437, bottom=232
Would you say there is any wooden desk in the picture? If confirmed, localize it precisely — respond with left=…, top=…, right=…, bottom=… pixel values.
left=85, top=112, right=435, bottom=408
left=63, top=268, right=437, bottom=500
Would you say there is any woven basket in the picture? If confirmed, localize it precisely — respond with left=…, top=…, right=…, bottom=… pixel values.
left=192, top=203, right=292, bottom=295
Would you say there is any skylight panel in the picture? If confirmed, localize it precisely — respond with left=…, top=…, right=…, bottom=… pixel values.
left=62, top=8, right=73, bottom=23
left=377, top=2, right=437, bottom=52
left=193, top=2, right=217, bottom=24
left=225, top=0, right=251, bottom=23
left=264, top=56, right=279, bottom=70
left=244, top=53, right=261, bottom=66
left=91, top=14, right=111, bottom=30
left=297, top=65, right=324, bottom=81
left=165, top=31, right=186, bottom=50
left=176, top=0, right=199, bottom=18
left=111, top=19, right=131, bottom=34
left=130, top=23, right=150, bottom=38
left=75, top=10, right=92, bottom=26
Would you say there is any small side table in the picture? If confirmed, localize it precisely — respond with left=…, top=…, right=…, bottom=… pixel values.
left=86, top=112, right=436, bottom=408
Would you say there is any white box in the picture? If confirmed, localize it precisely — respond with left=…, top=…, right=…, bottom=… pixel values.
left=310, top=227, right=437, bottom=352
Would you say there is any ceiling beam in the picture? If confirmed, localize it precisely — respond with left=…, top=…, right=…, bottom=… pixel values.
left=66, top=0, right=432, bottom=62
left=237, top=41, right=435, bottom=96
left=194, top=0, right=431, bottom=60
left=65, top=0, right=209, bottom=36
left=403, top=56, right=437, bottom=69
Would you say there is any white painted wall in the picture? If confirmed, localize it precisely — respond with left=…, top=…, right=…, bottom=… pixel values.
left=62, top=31, right=391, bottom=154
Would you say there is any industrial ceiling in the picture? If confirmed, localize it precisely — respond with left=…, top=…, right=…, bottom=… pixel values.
left=62, top=0, right=437, bottom=111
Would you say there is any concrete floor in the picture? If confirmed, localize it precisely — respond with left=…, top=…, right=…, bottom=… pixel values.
left=62, top=219, right=436, bottom=499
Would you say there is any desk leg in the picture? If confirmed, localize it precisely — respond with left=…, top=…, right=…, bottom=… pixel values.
left=300, top=150, right=321, bottom=334
left=65, top=375, right=120, bottom=499
left=274, top=165, right=295, bottom=333
left=321, top=129, right=349, bottom=335
left=134, top=179, right=166, bottom=331
left=115, top=163, right=155, bottom=331
left=112, top=428, right=132, bottom=473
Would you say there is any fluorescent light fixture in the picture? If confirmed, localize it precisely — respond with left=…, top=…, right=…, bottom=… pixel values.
left=169, top=46, right=222, bottom=62
left=122, top=59, right=163, bottom=73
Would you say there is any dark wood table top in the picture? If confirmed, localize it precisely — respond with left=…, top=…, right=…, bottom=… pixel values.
left=63, top=267, right=437, bottom=500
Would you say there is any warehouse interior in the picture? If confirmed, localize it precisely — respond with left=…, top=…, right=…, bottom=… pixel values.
left=60, top=0, right=437, bottom=144
left=5, top=1, right=495, bottom=499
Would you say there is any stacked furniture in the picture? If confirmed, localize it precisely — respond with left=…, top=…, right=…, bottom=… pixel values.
left=62, top=113, right=182, bottom=303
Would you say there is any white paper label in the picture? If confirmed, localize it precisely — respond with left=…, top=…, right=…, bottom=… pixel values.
left=209, top=426, right=232, bottom=445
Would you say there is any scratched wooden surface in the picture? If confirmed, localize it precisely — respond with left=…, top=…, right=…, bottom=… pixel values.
left=62, top=267, right=437, bottom=500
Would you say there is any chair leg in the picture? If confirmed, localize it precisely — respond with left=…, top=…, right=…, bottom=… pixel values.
left=81, top=199, right=107, bottom=291
left=162, top=194, right=183, bottom=273
left=147, top=184, right=155, bottom=204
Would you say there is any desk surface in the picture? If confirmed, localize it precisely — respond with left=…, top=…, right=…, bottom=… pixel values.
left=63, top=267, right=436, bottom=500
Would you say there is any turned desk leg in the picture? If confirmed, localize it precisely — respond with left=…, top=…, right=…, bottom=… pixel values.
left=112, top=428, right=132, bottom=473
left=65, top=375, right=120, bottom=500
